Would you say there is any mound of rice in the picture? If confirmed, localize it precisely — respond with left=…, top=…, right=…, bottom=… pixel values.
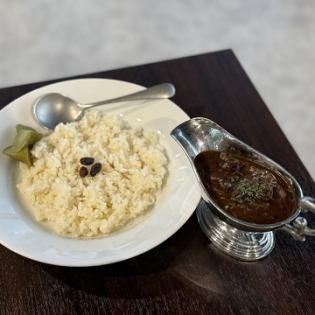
left=17, top=112, right=168, bottom=237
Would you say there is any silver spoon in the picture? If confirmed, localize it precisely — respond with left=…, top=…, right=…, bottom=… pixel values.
left=33, top=83, right=175, bottom=130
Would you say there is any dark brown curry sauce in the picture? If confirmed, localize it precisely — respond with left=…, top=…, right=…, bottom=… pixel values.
left=194, top=149, right=297, bottom=224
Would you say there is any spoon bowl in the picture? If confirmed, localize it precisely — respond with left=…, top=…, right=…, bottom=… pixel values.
left=33, top=83, right=175, bottom=130
left=33, top=93, right=83, bottom=130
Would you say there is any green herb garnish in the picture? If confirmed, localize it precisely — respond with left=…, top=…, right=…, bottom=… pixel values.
left=235, top=179, right=266, bottom=203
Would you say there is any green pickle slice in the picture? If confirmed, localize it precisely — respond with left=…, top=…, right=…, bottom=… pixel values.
left=3, top=146, right=32, bottom=166
left=2, top=124, right=43, bottom=166
left=12, top=129, right=43, bottom=152
left=16, top=124, right=38, bottom=133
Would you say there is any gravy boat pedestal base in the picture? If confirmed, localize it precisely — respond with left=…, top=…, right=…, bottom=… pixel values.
left=197, top=203, right=274, bottom=261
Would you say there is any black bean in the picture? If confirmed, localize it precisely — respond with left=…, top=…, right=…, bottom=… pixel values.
left=90, top=163, right=102, bottom=177
left=80, top=157, right=95, bottom=165
left=79, top=166, right=89, bottom=178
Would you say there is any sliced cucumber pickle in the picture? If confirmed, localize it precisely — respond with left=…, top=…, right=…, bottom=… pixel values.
left=3, top=146, right=32, bottom=166
left=12, top=129, right=43, bottom=152
left=2, top=125, right=43, bottom=165
left=16, top=124, right=37, bottom=133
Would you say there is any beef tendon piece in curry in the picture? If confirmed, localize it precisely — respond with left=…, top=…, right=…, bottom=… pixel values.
left=194, top=150, right=297, bottom=224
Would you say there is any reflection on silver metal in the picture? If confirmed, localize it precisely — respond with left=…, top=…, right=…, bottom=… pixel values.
left=197, top=204, right=274, bottom=261
left=280, top=217, right=315, bottom=241
left=171, top=117, right=315, bottom=261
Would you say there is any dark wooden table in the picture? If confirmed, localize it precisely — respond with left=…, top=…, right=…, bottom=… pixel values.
left=1, top=50, right=315, bottom=315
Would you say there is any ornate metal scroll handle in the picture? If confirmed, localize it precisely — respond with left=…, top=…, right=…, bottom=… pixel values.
left=280, top=197, right=315, bottom=241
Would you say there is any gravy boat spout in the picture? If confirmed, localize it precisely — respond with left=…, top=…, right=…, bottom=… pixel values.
left=171, top=117, right=315, bottom=261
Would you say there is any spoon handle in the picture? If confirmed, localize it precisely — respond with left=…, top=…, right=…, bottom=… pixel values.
left=81, top=83, right=175, bottom=108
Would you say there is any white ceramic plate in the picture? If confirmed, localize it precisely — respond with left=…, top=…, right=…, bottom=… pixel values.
left=0, top=78, right=200, bottom=267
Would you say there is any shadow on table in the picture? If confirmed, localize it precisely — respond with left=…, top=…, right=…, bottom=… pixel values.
left=39, top=216, right=210, bottom=299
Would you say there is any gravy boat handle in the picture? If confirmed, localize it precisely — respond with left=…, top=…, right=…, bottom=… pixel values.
left=280, top=197, right=315, bottom=241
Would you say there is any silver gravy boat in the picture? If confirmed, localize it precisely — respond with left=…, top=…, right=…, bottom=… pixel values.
left=171, top=117, right=315, bottom=261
